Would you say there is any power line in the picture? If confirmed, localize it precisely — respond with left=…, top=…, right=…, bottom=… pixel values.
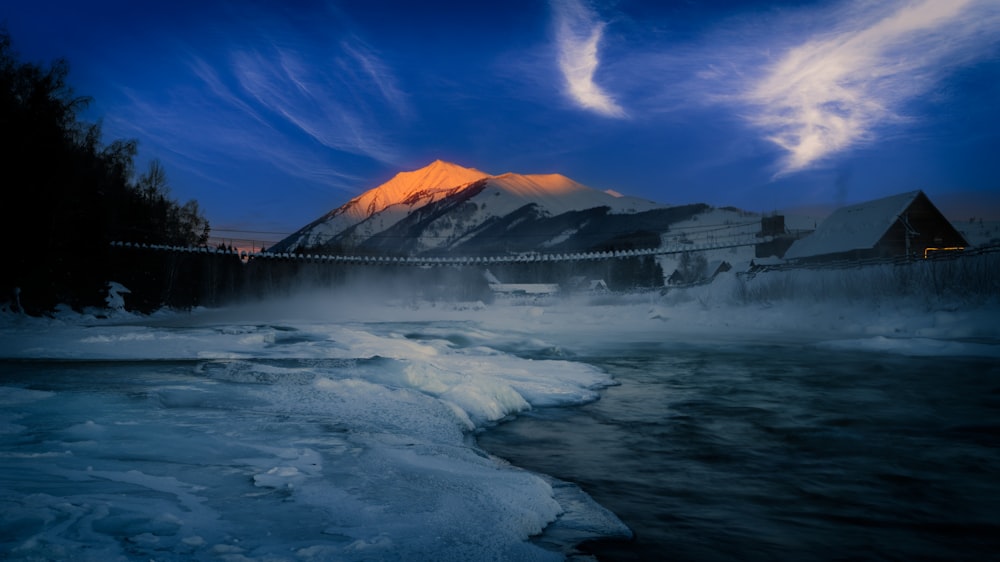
left=209, top=220, right=762, bottom=241
left=211, top=228, right=295, bottom=236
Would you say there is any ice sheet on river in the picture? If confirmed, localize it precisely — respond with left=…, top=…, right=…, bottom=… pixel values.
left=2, top=290, right=998, bottom=560
left=0, top=309, right=627, bottom=561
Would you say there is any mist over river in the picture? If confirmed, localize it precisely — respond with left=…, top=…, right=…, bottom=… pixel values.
left=480, top=341, right=1000, bottom=561
left=2, top=291, right=999, bottom=560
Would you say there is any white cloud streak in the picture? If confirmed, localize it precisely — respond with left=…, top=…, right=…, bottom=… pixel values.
left=746, top=0, right=1000, bottom=175
left=103, top=32, right=406, bottom=211
left=551, top=0, right=626, bottom=118
left=341, top=40, right=411, bottom=119
left=231, top=40, right=402, bottom=165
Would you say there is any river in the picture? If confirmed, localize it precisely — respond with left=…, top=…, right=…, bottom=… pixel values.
left=479, top=341, right=1000, bottom=561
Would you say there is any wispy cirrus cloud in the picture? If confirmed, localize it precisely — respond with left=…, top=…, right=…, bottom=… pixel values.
left=230, top=37, right=404, bottom=165
left=106, top=78, right=365, bottom=191
left=550, top=0, right=626, bottom=118
left=340, top=40, right=411, bottom=120
left=107, top=26, right=413, bottom=194
left=745, top=0, right=1000, bottom=175
left=101, top=21, right=412, bottom=231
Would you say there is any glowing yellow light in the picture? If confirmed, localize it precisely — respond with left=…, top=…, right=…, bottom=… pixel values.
left=923, top=246, right=964, bottom=259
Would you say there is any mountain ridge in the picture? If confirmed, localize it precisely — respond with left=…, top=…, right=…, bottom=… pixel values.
left=271, top=160, right=688, bottom=256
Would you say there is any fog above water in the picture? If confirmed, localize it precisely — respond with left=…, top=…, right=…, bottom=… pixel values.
left=1, top=260, right=998, bottom=561
left=206, top=254, right=1000, bottom=351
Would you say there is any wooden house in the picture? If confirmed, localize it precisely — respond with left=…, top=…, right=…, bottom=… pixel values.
left=783, top=191, right=968, bottom=262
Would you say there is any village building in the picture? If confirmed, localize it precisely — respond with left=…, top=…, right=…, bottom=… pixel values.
left=783, top=190, right=968, bottom=262
left=487, top=283, right=561, bottom=297
left=755, top=214, right=813, bottom=259
left=565, top=276, right=610, bottom=293
left=667, top=259, right=731, bottom=286
left=483, top=269, right=560, bottom=297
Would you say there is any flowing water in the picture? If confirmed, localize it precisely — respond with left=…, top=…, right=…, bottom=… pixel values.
left=479, top=342, right=1000, bottom=561
left=3, top=308, right=1000, bottom=561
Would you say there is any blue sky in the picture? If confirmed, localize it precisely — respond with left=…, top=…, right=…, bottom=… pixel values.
left=6, top=0, right=1000, bottom=243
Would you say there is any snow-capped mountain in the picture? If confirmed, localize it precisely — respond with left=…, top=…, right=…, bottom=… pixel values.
left=283, top=160, right=490, bottom=249
left=271, top=160, right=708, bottom=255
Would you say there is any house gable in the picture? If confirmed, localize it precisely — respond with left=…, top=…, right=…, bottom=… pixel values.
left=784, top=190, right=968, bottom=262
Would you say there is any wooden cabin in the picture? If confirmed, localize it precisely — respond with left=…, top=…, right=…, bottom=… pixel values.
left=783, top=191, right=968, bottom=262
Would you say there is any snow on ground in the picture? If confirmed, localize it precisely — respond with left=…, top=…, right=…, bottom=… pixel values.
left=1, top=269, right=998, bottom=560
left=955, top=219, right=1000, bottom=247
left=0, top=299, right=630, bottom=561
left=654, top=207, right=761, bottom=278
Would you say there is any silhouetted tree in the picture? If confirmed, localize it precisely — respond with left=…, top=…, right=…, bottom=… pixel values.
left=137, top=158, right=167, bottom=201
left=0, top=29, right=210, bottom=313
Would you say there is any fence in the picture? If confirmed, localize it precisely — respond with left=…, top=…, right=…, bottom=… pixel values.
left=738, top=244, right=1000, bottom=279
left=110, top=238, right=761, bottom=267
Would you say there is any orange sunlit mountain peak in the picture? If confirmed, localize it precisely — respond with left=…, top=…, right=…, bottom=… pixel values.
left=273, top=159, right=664, bottom=252
left=326, top=160, right=488, bottom=223
left=350, top=161, right=595, bottom=219
left=354, top=160, right=489, bottom=214
left=383, top=160, right=489, bottom=197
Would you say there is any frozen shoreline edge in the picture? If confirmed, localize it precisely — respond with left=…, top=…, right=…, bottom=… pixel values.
left=2, top=289, right=999, bottom=560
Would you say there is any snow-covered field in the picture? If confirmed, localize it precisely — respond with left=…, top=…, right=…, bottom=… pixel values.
left=0, top=303, right=632, bottom=561
left=2, top=270, right=998, bottom=560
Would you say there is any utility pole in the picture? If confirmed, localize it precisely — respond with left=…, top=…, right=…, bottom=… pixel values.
left=900, top=213, right=920, bottom=259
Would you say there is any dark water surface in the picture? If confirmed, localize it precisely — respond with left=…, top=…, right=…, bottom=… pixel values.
left=478, top=343, right=1000, bottom=561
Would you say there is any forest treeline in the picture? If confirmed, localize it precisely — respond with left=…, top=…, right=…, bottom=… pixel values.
left=0, top=30, right=211, bottom=314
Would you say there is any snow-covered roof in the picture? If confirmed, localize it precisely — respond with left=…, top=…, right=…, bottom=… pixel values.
left=488, top=283, right=560, bottom=295
left=784, top=191, right=922, bottom=260
left=483, top=269, right=502, bottom=284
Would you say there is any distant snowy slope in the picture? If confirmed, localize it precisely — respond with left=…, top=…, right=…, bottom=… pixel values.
left=271, top=160, right=664, bottom=254
left=278, top=160, right=490, bottom=250
left=485, top=172, right=659, bottom=217
left=955, top=219, right=1000, bottom=247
